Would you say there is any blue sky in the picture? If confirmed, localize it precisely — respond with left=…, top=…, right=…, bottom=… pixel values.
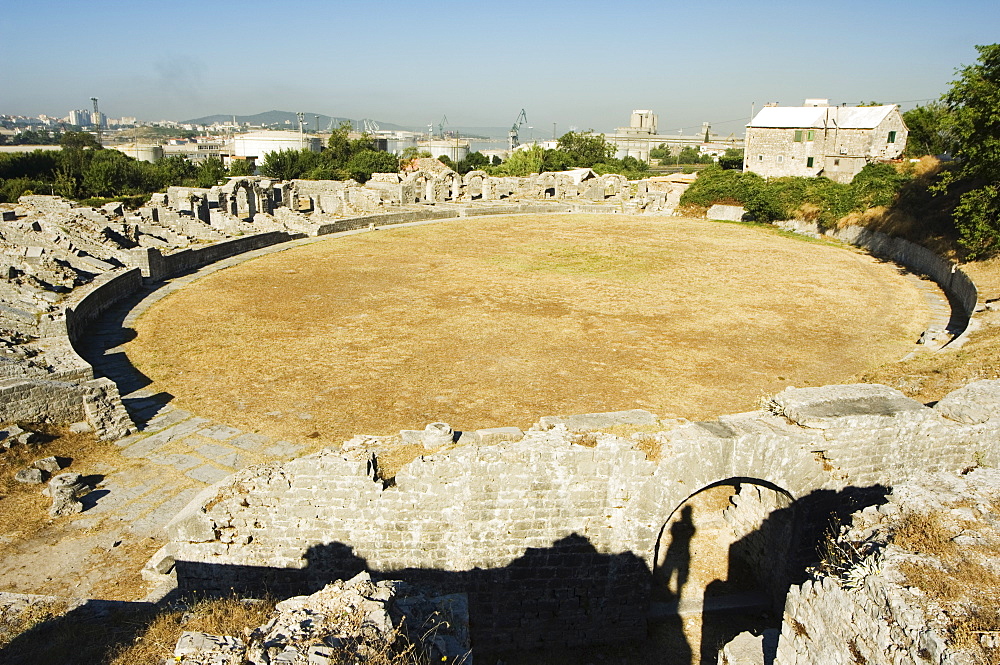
left=1, top=0, right=997, bottom=136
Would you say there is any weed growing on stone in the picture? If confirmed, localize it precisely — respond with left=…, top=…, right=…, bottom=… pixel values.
left=0, top=598, right=68, bottom=651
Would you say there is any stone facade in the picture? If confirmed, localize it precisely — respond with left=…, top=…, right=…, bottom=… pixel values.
left=744, top=103, right=908, bottom=183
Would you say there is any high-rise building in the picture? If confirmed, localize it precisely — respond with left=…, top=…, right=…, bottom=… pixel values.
left=68, top=109, right=91, bottom=127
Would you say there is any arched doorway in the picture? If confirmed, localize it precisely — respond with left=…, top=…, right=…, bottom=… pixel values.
left=652, top=479, right=794, bottom=664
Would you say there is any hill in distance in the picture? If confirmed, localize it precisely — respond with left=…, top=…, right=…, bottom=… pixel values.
left=180, top=110, right=416, bottom=132
left=181, top=110, right=515, bottom=141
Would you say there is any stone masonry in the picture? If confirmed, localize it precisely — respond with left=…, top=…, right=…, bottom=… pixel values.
left=165, top=381, right=1000, bottom=651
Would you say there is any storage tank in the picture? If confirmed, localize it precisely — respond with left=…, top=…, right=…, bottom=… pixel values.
left=420, top=139, right=470, bottom=163
left=232, top=130, right=322, bottom=162
left=114, top=143, right=163, bottom=162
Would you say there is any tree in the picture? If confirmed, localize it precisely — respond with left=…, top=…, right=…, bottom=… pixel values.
left=455, top=151, right=489, bottom=175
left=195, top=157, right=227, bottom=188
left=718, top=148, right=744, bottom=170
left=902, top=102, right=955, bottom=157
left=556, top=131, right=615, bottom=167
left=344, top=150, right=400, bottom=183
left=60, top=131, right=101, bottom=151
left=228, top=159, right=257, bottom=176
left=943, top=43, right=1000, bottom=257
left=326, top=121, right=353, bottom=164
left=494, top=144, right=545, bottom=176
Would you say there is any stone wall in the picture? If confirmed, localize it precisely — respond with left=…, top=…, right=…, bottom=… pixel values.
left=130, top=231, right=296, bottom=281
left=165, top=381, right=1000, bottom=652
left=767, top=469, right=1000, bottom=665
left=775, top=220, right=978, bottom=337
left=0, top=375, right=132, bottom=440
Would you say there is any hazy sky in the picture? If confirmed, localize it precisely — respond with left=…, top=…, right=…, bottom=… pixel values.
left=1, top=0, right=997, bottom=136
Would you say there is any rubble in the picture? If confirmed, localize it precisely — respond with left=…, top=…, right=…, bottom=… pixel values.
left=172, top=572, right=470, bottom=665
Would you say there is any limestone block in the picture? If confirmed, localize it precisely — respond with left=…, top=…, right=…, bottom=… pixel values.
left=933, top=379, right=1000, bottom=424
left=422, top=422, right=454, bottom=449
left=174, top=631, right=245, bottom=663
left=773, top=384, right=925, bottom=429
left=14, top=467, right=45, bottom=484
left=536, top=409, right=658, bottom=432
left=476, top=426, right=524, bottom=445
left=707, top=204, right=747, bottom=222
left=32, top=456, right=62, bottom=474
left=48, top=472, right=86, bottom=516
left=168, top=507, right=218, bottom=543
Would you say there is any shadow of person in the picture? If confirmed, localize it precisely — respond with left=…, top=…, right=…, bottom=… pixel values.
left=659, top=505, right=696, bottom=604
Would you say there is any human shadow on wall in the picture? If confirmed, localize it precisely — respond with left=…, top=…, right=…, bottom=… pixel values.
left=173, top=533, right=657, bottom=657
left=698, top=484, right=890, bottom=665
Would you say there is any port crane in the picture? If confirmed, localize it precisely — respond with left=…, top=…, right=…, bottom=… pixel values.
left=508, top=109, right=528, bottom=151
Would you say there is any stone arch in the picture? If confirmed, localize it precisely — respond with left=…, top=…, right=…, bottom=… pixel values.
left=464, top=170, right=486, bottom=200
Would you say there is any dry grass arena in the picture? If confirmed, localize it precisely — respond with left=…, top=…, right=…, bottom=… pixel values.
left=127, top=213, right=931, bottom=449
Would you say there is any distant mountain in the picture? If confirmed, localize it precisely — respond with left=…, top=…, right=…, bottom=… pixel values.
left=180, top=110, right=416, bottom=132
left=179, top=111, right=521, bottom=141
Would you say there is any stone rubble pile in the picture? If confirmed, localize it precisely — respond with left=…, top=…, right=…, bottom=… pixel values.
left=721, top=468, right=1000, bottom=665
left=172, top=572, right=470, bottom=665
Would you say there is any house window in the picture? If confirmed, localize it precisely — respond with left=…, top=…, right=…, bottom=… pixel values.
left=777, top=155, right=783, bottom=163
left=793, top=130, right=803, bottom=142
left=887, top=131, right=897, bottom=143
left=807, top=157, right=814, bottom=168
left=758, top=155, right=763, bottom=161
left=834, top=158, right=840, bottom=166
left=806, top=130, right=815, bottom=141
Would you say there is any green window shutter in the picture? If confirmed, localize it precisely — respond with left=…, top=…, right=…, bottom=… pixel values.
left=794, top=130, right=803, bottom=142
left=806, top=130, right=815, bottom=141
left=807, top=157, right=814, bottom=168
left=888, top=131, right=896, bottom=143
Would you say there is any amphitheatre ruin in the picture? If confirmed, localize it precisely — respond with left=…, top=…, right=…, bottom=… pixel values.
left=1, top=162, right=999, bottom=664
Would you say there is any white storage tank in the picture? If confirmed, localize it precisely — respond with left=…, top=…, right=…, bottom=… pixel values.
left=420, top=139, right=470, bottom=163
left=232, top=130, right=322, bottom=162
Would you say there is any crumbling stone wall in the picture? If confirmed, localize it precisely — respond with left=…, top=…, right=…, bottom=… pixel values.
left=166, top=381, right=1000, bottom=652
left=768, top=469, right=1000, bottom=665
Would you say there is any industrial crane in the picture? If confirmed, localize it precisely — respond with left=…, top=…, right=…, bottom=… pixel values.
left=508, top=109, right=528, bottom=151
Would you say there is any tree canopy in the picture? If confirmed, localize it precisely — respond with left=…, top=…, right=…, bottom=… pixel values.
left=556, top=131, right=616, bottom=167
left=902, top=102, right=955, bottom=157
left=943, top=43, right=1000, bottom=257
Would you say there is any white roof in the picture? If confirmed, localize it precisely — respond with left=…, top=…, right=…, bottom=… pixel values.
left=748, top=105, right=897, bottom=129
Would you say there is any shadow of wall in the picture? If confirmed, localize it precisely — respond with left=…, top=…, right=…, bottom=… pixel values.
left=175, top=533, right=652, bottom=653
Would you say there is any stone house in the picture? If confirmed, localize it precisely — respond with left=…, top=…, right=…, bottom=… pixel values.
left=744, top=101, right=908, bottom=183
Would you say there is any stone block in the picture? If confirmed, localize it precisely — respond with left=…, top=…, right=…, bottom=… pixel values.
left=707, top=204, right=746, bottom=222
left=15, top=467, right=45, bottom=484
left=476, top=427, right=524, bottom=445
left=32, top=456, right=62, bottom=473
left=537, top=409, right=658, bottom=432
left=933, top=379, right=1000, bottom=424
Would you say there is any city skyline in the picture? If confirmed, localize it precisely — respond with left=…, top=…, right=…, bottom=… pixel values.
left=1, top=0, right=997, bottom=136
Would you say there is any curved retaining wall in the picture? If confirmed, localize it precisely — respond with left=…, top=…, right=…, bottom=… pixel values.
left=777, top=219, right=979, bottom=335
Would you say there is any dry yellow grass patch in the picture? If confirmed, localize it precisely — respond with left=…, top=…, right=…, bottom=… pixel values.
left=127, top=214, right=929, bottom=449
left=109, top=596, right=275, bottom=665
left=893, top=510, right=1000, bottom=664
left=0, top=427, right=119, bottom=555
